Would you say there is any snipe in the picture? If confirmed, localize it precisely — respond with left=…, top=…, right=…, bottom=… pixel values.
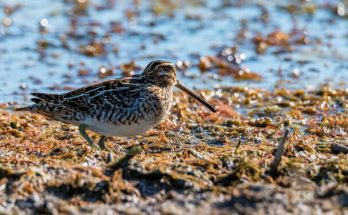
left=18, top=60, right=216, bottom=149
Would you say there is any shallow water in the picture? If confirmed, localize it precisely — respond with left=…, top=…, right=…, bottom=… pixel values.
left=0, top=0, right=347, bottom=103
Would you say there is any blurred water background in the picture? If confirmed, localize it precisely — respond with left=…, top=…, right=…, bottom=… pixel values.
left=0, top=0, right=347, bottom=103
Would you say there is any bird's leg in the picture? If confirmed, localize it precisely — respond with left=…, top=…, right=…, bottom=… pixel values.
left=98, top=136, right=118, bottom=154
left=79, top=124, right=97, bottom=148
left=97, top=135, right=107, bottom=150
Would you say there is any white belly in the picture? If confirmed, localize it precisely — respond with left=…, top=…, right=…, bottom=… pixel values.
left=85, top=119, right=159, bottom=137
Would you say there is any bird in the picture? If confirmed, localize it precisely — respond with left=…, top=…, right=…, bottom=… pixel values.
left=17, top=60, right=216, bottom=150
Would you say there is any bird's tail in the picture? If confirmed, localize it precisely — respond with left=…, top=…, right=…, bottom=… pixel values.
left=15, top=92, right=61, bottom=112
left=14, top=106, right=32, bottom=111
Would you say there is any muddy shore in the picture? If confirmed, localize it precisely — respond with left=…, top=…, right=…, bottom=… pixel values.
left=1, top=87, right=347, bottom=214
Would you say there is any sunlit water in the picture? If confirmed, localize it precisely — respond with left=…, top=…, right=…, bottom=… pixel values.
left=0, top=0, right=347, bottom=103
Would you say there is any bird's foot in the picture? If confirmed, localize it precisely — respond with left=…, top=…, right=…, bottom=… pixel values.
left=98, top=135, right=119, bottom=155
left=97, top=135, right=107, bottom=150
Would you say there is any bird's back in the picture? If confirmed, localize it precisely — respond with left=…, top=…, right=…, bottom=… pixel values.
left=19, top=76, right=173, bottom=136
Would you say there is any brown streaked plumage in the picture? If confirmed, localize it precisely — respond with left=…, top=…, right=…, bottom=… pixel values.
left=18, top=60, right=216, bottom=149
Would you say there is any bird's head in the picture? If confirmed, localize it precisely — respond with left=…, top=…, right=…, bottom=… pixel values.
left=142, top=60, right=216, bottom=113
left=142, top=60, right=177, bottom=88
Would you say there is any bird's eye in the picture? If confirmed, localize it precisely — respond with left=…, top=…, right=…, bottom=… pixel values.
left=161, top=65, right=171, bottom=71
left=159, top=65, right=174, bottom=76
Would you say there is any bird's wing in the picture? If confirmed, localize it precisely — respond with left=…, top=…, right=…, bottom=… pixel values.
left=31, top=76, right=145, bottom=113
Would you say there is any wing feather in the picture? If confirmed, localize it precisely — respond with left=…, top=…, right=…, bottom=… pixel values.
left=59, top=77, right=144, bottom=113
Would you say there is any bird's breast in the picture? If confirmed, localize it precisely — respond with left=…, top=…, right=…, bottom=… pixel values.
left=86, top=87, right=173, bottom=137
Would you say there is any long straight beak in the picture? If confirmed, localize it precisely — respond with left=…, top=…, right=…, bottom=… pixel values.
left=175, top=79, right=216, bottom=113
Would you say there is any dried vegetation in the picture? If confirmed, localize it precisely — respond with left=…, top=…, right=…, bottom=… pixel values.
left=0, top=86, right=347, bottom=214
